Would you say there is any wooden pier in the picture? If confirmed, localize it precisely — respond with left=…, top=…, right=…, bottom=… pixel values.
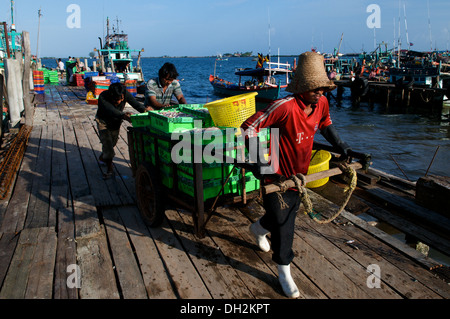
left=332, top=79, right=447, bottom=114
left=0, top=85, right=449, bottom=301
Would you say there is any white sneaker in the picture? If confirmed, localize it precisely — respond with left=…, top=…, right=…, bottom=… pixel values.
left=278, top=264, right=300, bottom=298
left=249, top=220, right=271, bottom=252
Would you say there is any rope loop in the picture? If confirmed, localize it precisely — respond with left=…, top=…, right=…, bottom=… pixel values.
left=291, top=166, right=358, bottom=225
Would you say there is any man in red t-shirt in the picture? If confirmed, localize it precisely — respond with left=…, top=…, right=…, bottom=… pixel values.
left=241, top=52, right=351, bottom=298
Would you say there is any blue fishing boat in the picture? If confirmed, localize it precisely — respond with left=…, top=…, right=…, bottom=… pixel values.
left=94, top=17, right=145, bottom=85
left=209, top=53, right=292, bottom=102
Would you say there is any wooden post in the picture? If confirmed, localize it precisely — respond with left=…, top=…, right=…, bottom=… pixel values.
left=93, top=61, right=97, bottom=72
left=100, top=55, right=105, bottom=73
left=401, top=88, right=405, bottom=109
left=2, top=22, right=11, bottom=58
left=337, top=85, right=344, bottom=102
left=22, top=31, right=33, bottom=127
left=406, top=89, right=411, bottom=108
left=0, top=74, right=3, bottom=139
left=386, top=87, right=390, bottom=111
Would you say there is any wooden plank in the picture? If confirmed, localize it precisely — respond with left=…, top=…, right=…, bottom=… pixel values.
left=0, top=227, right=55, bottom=299
left=334, top=217, right=450, bottom=298
left=60, top=112, right=91, bottom=200
left=356, top=196, right=450, bottom=257
left=76, top=225, right=120, bottom=299
left=116, top=206, right=176, bottom=299
left=165, top=208, right=254, bottom=299
left=73, top=195, right=101, bottom=238
left=311, top=181, right=370, bottom=215
left=238, top=198, right=389, bottom=298
left=303, top=191, right=442, bottom=298
left=337, top=197, right=444, bottom=271
left=233, top=205, right=328, bottom=299
left=24, top=227, right=57, bottom=299
left=364, top=187, right=450, bottom=235
left=80, top=118, right=134, bottom=206
left=92, top=116, right=136, bottom=202
left=0, top=228, right=39, bottom=298
left=25, top=124, right=53, bottom=228
left=53, top=206, right=78, bottom=299
left=0, top=126, right=41, bottom=233
left=71, top=120, right=116, bottom=207
left=339, top=214, right=450, bottom=298
left=49, top=123, right=69, bottom=212
left=102, top=207, right=148, bottom=299
left=204, top=207, right=286, bottom=298
left=291, top=226, right=372, bottom=299
left=0, top=232, right=19, bottom=288
left=415, top=175, right=450, bottom=218
left=147, top=214, right=211, bottom=299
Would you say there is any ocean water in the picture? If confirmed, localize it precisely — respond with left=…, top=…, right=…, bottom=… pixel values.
left=41, top=56, right=450, bottom=181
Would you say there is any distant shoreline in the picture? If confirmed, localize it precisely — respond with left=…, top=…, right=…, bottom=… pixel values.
left=40, top=55, right=300, bottom=60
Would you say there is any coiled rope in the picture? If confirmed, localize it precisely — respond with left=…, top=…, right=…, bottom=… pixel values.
left=277, top=164, right=358, bottom=224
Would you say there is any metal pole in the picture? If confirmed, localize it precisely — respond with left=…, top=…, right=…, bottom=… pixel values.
left=36, top=8, right=42, bottom=59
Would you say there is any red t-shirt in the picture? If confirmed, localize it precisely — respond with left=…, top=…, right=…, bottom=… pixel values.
left=241, top=95, right=332, bottom=178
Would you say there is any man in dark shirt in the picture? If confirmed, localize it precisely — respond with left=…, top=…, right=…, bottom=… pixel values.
left=96, top=82, right=151, bottom=178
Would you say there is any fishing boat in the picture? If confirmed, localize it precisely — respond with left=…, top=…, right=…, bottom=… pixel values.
left=209, top=53, right=292, bottom=103
left=216, top=53, right=228, bottom=61
left=0, top=2, right=23, bottom=69
left=389, top=50, right=443, bottom=89
left=94, top=17, right=145, bottom=85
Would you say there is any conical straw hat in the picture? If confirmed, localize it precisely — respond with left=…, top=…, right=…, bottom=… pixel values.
left=286, top=51, right=336, bottom=94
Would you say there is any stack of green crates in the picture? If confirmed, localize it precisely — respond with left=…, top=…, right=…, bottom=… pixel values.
left=39, top=68, right=50, bottom=84
left=130, top=105, right=265, bottom=200
left=48, top=70, right=59, bottom=85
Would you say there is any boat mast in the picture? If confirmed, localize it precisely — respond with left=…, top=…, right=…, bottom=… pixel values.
left=10, top=0, right=14, bottom=28
left=268, top=8, right=271, bottom=61
left=403, top=3, right=410, bottom=51
left=397, top=0, right=401, bottom=68
left=393, top=18, right=396, bottom=54
left=336, top=33, right=344, bottom=57
left=427, top=0, right=433, bottom=51
left=106, top=17, right=110, bottom=47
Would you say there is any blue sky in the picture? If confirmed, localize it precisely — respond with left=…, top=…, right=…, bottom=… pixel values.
left=1, top=0, right=449, bottom=57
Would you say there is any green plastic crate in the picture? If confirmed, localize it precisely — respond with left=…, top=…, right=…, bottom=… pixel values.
left=160, top=171, right=174, bottom=189
left=229, top=173, right=260, bottom=195
left=149, top=109, right=201, bottom=133
left=178, top=174, right=232, bottom=200
left=179, top=104, right=214, bottom=128
left=131, top=112, right=151, bottom=128
left=178, top=162, right=234, bottom=181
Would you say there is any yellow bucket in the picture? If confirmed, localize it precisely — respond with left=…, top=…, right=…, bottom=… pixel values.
left=306, top=150, right=332, bottom=188
left=205, top=92, right=257, bottom=128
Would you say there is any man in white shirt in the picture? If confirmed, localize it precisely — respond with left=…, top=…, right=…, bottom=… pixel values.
left=58, top=58, right=65, bottom=79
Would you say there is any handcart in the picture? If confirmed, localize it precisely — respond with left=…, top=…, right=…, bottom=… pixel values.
left=127, top=94, right=371, bottom=238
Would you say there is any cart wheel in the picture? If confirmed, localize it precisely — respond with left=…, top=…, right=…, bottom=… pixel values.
left=135, top=162, right=166, bottom=227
